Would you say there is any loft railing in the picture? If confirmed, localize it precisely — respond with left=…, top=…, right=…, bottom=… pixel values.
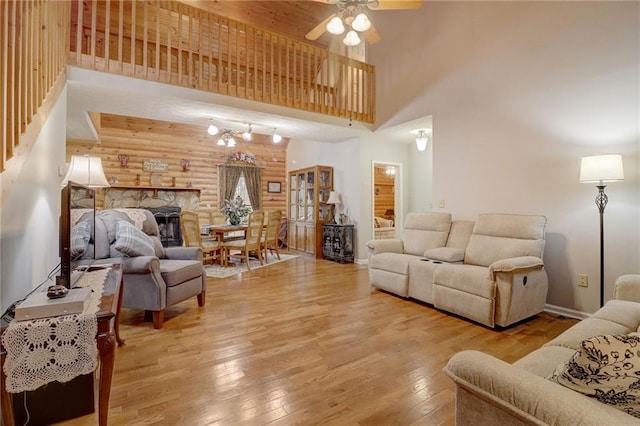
left=67, top=0, right=376, bottom=123
left=1, top=1, right=70, bottom=174
left=0, top=0, right=374, bottom=176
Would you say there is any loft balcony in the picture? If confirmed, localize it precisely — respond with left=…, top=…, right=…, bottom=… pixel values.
left=0, top=0, right=375, bottom=176
left=68, top=0, right=375, bottom=123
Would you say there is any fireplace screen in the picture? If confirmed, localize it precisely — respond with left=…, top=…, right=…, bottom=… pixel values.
left=146, top=207, right=182, bottom=247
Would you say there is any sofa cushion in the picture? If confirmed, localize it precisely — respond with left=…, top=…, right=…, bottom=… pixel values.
left=592, top=300, right=640, bottom=331
left=514, top=345, right=579, bottom=378
left=369, top=252, right=414, bottom=275
left=464, top=214, right=546, bottom=267
left=160, top=259, right=204, bottom=287
left=548, top=334, right=640, bottom=418
left=545, top=315, right=638, bottom=352
left=424, top=247, right=465, bottom=263
left=434, top=264, right=494, bottom=299
left=113, top=220, right=156, bottom=257
left=402, top=212, right=451, bottom=256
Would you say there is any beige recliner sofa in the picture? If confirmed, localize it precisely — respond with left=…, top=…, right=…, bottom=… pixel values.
left=367, top=213, right=549, bottom=328
left=444, top=274, right=640, bottom=425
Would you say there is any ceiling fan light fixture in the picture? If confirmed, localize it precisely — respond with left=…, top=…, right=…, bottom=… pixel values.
left=227, top=137, right=236, bottom=147
left=217, top=138, right=226, bottom=146
left=326, top=16, right=345, bottom=35
left=351, top=13, right=371, bottom=32
left=343, top=30, right=361, bottom=46
left=272, top=130, right=282, bottom=144
left=242, top=124, right=252, bottom=141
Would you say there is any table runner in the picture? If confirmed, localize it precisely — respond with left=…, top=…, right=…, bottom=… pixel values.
left=2, top=268, right=109, bottom=393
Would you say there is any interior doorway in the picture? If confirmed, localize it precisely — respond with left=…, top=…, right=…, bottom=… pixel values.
left=372, top=161, right=402, bottom=240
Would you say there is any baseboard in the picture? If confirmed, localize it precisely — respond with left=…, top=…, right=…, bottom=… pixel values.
left=544, top=303, right=590, bottom=320
left=355, top=258, right=368, bottom=265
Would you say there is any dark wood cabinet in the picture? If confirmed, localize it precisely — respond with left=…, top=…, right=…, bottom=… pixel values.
left=322, top=224, right=354, bottom=263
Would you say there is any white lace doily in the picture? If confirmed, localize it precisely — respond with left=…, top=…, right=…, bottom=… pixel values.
left=2, top=268, right=109, bottom=393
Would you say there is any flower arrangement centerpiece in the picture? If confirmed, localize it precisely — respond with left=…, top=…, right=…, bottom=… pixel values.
left=220, top=196, right=252, bottom=225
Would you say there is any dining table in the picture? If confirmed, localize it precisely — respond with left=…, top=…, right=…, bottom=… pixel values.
left=206, top=224, right=247, bottom=266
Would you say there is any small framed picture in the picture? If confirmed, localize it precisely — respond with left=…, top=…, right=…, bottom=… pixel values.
left=267, top=181, right=281, bottom=193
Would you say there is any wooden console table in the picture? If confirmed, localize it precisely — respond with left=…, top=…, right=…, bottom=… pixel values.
left=0, top=263, right=124, bottom=426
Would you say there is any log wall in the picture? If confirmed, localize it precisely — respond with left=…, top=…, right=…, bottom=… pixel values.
left=67, top=113, right=288, bottom=224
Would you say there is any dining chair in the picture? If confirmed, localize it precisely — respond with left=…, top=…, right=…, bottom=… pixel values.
left=262, top=210, right=282, bottom=263
left=222, top=210, right=264, bottom=270
left=180, top=210, right=222, bottom=265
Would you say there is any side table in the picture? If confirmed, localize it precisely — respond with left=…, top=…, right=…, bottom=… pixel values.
left=322, top=223, right=355, bottom=263
left=0, top=262, right=124, bottom=426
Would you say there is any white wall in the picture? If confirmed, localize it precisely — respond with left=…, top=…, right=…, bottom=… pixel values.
left=0, top=88, right=67, bottom=312
left=369, top=1, right=640, bottom=313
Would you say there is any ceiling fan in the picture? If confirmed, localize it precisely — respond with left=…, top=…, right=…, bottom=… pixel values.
left=305, top=0, right=422, bottom=46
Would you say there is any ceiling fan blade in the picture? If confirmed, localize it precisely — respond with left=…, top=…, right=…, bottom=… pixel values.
left=305, top=13, right=336, bottom=41
left=369, top=0, right=422, bottom=10
left=363, top=23, right=381, bottom=44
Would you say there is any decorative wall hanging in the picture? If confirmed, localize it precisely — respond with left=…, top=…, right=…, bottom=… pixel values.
left=227, top=151, right=256, bottom=165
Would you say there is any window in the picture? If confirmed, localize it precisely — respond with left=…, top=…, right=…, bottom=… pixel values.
left=233, top=174, right=254, bottom=211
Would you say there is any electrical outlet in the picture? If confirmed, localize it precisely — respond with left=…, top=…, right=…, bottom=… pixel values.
left=578, top=274, right=589, bottom=288
left=439, top=199, right=445, bottom=209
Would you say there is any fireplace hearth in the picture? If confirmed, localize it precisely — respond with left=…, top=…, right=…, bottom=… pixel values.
left=146, top=207, right=182, bottom=247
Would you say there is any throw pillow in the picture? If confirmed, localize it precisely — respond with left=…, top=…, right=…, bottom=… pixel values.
left=548, top=334, right=640, bottom=418
left=70, top=221, right=92, bottom=259
left=113, top=220, right=155, bottom=257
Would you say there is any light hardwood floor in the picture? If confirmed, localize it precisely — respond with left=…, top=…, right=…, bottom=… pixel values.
left=61, top=256, right=577, bottom=425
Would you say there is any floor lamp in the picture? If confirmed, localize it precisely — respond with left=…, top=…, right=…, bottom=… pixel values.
left=579, top=154, right=624, bottom=307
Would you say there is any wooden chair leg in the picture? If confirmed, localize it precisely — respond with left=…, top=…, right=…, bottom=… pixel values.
left=197, top=291, right=206, bottom=307
left=152, top=310, right=165, bottom=329
left=245, top=251, right=252, bottom=271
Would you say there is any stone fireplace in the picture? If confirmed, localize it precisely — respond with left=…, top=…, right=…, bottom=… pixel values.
left=146, top=207, right=182, bottom=247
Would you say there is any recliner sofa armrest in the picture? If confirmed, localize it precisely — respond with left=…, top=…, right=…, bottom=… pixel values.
left=366, top=238, right=403, bottom=255
left=488, top=256, right=544, bottom=279
left=614, top=274, right=640, bottom=303
left=121, top=256, right=160, bottom=274
left=443, top=350, right=637, bottom=425
left=165, top=246, right=203, bottom=261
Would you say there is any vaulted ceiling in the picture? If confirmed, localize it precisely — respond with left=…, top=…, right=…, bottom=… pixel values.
left=179, top=1, right=335, bottom=48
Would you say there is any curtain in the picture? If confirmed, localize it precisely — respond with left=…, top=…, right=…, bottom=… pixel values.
left=217, top=165, right=242, bottom=206
left=217, top=165, right=261, bottom=208
left=243, top=166, right=262, bottom=209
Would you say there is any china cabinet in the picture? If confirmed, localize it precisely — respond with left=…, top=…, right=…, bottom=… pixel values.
left=287, top=166, right=333, bottom=257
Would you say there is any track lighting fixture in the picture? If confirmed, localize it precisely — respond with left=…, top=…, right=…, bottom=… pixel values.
left=272, top=130, right=282, bottom=144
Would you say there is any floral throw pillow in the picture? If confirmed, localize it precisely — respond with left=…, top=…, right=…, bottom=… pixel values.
left=548, top=334, right=640, bottom=418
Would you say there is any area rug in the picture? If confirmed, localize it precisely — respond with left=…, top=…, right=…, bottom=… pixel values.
left=204, top=253, right=298, bottom=278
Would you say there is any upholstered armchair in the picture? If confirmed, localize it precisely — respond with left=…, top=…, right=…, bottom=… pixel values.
left=432, top=213, right=548, bottom=328
left=90, top=209, right=206, bottom=329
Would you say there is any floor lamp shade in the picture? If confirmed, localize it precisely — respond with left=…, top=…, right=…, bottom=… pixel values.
left=579, top=154, right=624, bottom=308
left=579, top=154, right=624, bottom=183
left=61, top=155, right=110, bottom=188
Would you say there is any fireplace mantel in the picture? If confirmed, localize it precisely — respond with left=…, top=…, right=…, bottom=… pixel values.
left=107, top=186, right=201, bottom=199
left=104, top=186, right=201, bottom=210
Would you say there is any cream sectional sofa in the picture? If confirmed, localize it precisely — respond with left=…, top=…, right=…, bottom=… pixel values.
left=367, top=212, right=549, bottom=328
left=444, top=274, right=640, bottom=425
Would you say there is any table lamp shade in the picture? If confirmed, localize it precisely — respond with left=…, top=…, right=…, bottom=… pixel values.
left=61, top=155, right=110, bottom=188
left=326, top=191, right=341, bottom=205
left=580, top=154, right=624, bottom=183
